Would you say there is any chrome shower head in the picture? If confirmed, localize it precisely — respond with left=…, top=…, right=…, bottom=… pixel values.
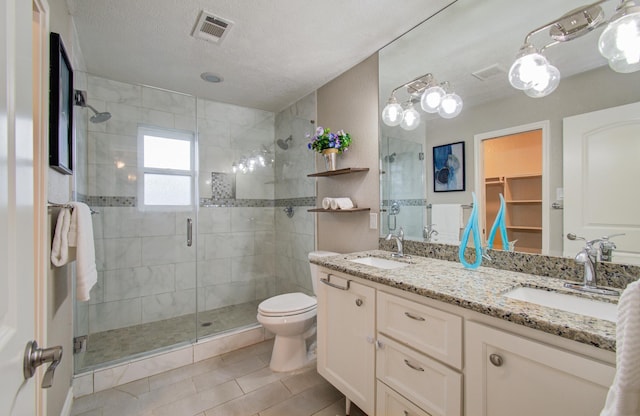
left=74, top=89, right=112, bottom=123
left=86, top=104, right=111, bottom=123
left=277, top=135, right=293, bottom=150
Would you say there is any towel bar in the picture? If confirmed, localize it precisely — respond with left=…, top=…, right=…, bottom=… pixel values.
left=47, top=202, right=99, bottom=215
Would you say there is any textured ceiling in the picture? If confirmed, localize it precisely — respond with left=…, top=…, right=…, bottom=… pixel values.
left=66, top=0, right=456, bottom=112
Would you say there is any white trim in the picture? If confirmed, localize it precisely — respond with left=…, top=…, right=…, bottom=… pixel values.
left=59, top=387, right=74, bottom=416
left=473, top=120, right=550, bottom=254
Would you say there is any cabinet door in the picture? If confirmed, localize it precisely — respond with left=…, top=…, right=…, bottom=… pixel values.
left=317, top=271, right=376, bottom=416
left=465, top=321, right=615, bottom=416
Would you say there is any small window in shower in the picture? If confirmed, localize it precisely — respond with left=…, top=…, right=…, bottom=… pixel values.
left=138, top=125, right=195, bottom=208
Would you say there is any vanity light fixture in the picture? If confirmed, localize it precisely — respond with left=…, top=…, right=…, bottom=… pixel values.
left=509, top=0, right=640, bottom=98
left=382, top=73, right=463, bottom=129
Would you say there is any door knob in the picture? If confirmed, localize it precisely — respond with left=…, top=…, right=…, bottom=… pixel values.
left=23, top=340, right=63, bottom=388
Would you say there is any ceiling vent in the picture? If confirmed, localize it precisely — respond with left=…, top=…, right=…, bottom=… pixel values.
left=192, top=11, right=232, bottom=44
left=471, top=64, right=506, bottom=81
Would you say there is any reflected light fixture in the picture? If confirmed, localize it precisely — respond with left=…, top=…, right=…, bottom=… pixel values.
left=509, top=0, right=640, bottom=98
left=400, top=102, right=421, bottom=130
left=382, top=73, right=463, bottom=129
left=231, top=146, right=274, bottom=174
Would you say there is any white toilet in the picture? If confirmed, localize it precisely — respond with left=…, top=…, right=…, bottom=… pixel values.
left=257, top=250, right=339, bottom=372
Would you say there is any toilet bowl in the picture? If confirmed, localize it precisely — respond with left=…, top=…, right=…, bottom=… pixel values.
left=257, top=250, right=339, bottom=372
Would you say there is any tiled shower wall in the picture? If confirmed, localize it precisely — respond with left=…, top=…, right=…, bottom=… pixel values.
left=76, top=74, right=283, bottom=336
left=274, top=93, right=317, bottom=295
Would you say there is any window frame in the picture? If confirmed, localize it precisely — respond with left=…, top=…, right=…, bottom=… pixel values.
left=137, top=124, right=196, bottom=210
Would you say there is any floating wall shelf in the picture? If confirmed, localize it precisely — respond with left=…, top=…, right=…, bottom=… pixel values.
left=307, top=167, right=369, bottom=177
left=307, top=207, right=371, bottom=213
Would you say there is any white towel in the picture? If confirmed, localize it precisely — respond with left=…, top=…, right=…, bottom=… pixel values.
left=322, top=197, right=332, bottom=210
left=69, top=202, right=98, bottom=301
left=431, top=204, right=463, bottom=245
left=601, top=280, right=640, bottom=416
left=51, top=207, right=72, bottom=267
left=330, top=197, right=354, bottom=210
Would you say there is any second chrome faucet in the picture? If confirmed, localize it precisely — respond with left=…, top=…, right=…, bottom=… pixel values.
left=386, top=227, right=405, bottom=258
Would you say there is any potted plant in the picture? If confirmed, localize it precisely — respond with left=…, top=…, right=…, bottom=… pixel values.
left=307, top=126, right=352, bottom=171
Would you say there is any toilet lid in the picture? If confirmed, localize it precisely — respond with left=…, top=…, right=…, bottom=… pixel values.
left=258, top=293, right=317, bottom=317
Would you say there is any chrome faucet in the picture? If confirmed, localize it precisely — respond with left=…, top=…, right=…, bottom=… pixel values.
left=386, top=227, right=405, bottom=258
left=423, top=224, right=438, bottom=242
left=564, top=233, right=620, bottom=296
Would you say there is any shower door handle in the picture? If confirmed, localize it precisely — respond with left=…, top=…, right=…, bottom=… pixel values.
left=186, top=218, right=193, bottom=247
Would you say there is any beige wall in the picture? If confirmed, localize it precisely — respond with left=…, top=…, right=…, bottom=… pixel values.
left=316, top=54, right=380, bottom=253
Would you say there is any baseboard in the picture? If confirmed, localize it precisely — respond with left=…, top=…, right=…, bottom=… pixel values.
left=59, top=387, right=74, bottom=416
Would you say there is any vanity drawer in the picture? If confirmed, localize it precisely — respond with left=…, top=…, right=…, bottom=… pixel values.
left=377, top=380, right=432, bottom=416
left=377, top=291, right=462, bottom=369
left=377, top=334, right=462, bottom=416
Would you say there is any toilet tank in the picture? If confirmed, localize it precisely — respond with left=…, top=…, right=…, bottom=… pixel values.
left=308, top=251, right=340, bottom=295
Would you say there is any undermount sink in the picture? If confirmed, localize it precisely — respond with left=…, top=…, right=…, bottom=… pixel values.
left=350, top=256, right=410, bottom=270
left=504, top=286, right=617, bottom=322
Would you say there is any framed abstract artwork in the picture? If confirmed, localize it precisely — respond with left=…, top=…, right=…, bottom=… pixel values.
left=49, top=32, right=74, bottom=175
left=433, top=141, right=465, bottom=192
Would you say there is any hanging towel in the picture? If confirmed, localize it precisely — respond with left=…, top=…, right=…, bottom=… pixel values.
left=68, top=202, right=98, bottom=301
left=601, top=280, right=640, bottom=416
left=51, top=207, right=72, bottom=267
left=431, top=204, right=463, bottom=245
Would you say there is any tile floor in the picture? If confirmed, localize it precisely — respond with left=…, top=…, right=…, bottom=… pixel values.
left=71, top=339, right=368, bottom=416
left=77, top=301, right=262, bottom=370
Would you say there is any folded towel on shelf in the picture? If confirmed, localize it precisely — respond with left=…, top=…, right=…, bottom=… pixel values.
left=69, top=202, right=98, bottom=301
left=322, top=197, right=332, bottom=210
left=51, top=207, right=73, bottom=267
left=330, top=197, right=355, bottom=210
left=431, top=204, right=463, bottom=245
left=601, top=280, right=640, bottom=415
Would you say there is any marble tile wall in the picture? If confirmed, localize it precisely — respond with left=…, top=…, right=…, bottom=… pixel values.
left=274, top=93, right=317, bottom=294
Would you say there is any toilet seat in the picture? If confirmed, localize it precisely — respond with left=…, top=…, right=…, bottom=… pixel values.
left=258, top=292, right=317, bottom=317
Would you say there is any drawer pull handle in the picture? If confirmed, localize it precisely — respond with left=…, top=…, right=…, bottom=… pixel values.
left=404, top=411, right=409, bottom=416
left=489, top=353, right=503, bottom=367
left=404, top=359, right=424, bottom=372
left=320, top=275, right=351, bottom=291
left=355, top=298, right=363, bottom=307
left=404, top=312, right=425, bottom=321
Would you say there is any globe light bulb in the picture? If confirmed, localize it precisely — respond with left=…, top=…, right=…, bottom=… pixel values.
left=420, top=85, right=445, bottom=113
left=382, top=96, right=404, bottom=126
left=524, top=64, right=561, bottom=98
left=509, top=47, right=550, bottom=90
left=400, top=104, right=421, bottom=130
left=438, top=93, right=463, bottom=119
left=599, top=10, right=640, bottom=73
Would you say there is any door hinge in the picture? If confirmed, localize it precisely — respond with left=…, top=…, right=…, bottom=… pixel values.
left=73, top=335, right=87, bottom=354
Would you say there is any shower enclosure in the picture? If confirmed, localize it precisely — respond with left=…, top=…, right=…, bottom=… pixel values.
left=73, top=72, right=317, bottom=373
left=380, top=135, right=426, bottom=240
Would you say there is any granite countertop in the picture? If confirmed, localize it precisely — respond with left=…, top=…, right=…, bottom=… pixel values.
left=311, top=250, right=618, bottom=352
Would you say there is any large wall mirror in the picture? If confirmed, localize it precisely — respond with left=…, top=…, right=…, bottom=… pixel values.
left=379, top=0, right=640, bottom=264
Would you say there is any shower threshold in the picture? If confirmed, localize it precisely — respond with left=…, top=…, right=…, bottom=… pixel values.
left=76, top=300, right=262, bottom=372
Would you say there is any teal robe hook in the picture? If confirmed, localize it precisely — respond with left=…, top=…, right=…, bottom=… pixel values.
left=458, top=192, right=482, bottom=269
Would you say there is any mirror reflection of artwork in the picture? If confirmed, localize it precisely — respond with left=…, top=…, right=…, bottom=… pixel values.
left=433, top=141, right=464, bottom=192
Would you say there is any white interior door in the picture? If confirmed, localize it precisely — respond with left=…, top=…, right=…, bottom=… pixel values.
left=0, top=0, right=37, bottom=414
left=563, top=101, right=640, bottom=265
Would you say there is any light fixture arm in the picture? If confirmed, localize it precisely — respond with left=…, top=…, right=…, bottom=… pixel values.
left=521, top=0, right=608, bottom=52
left=389, top=72, right=435, bottom=97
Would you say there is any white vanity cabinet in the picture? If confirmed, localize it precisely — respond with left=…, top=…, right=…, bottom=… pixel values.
left=465, top=321, right=615, bottom=416
left=316, top=270, right=376, bottom=416
left=316, top=266, right=615, bottom=416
